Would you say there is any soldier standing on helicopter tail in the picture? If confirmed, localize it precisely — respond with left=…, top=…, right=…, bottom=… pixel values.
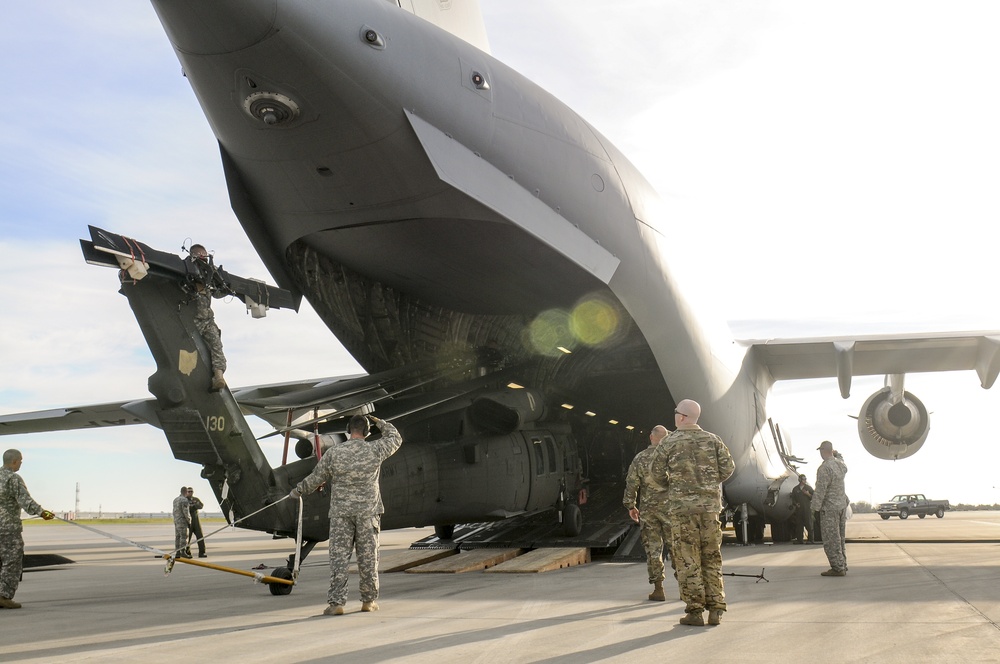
left=187, top=244, right=228, bottom=391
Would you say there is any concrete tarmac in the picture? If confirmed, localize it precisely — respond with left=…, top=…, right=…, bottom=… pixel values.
left=4, top=512, right=1000, bottom=663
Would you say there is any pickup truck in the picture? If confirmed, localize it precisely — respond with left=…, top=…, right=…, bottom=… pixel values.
left=876, top=494, right=950, bottom=520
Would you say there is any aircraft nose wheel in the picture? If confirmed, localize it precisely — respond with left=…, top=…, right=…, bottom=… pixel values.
left=562, top=503, right=583, bottom=536
left=268, top=567, right=294, bottom=595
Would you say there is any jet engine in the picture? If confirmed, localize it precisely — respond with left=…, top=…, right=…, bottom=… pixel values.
left=857, top=377, right=929, bottom=460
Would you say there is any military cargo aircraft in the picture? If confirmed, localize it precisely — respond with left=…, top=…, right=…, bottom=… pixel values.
left=4, top=1, right=1000, bottom=580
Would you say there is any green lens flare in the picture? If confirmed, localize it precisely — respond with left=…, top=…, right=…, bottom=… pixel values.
left=570, top=299, right=619, bottom=346
left=525, top=309, right=573, bottom=356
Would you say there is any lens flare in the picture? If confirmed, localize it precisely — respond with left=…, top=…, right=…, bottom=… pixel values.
left=524, top=309, right=575, bottom=356
left=570, top=298, right=620, bottom=346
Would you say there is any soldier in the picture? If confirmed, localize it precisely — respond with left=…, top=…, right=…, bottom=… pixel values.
left=650, top=399, right=735, bottom=627
left=187, top=243, right=228, bottom=391
left=812, top=440, right=849, bottom=576
left=290, top=414, right=402, bottom=616
left=172, top=486, right=192, bottom=558
left=186, top=487, right=207, bottom=558
left=622, top=425, right=674, bottom=601
left=0, top=449, right=55, bottom=609
left=791, top=474, right=815, bottom=544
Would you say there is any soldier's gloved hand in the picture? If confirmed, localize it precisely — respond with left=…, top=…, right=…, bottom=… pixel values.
left=368, top=415, right=385, bottom=427
left=289, top=488, right=302, bottom=500
left=40, top=510, right=55, bottom=520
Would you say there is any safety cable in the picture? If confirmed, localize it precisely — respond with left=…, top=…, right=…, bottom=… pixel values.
left=31, top=498, right=300, bottom=590
left=47, top=515, right=166, bottom=556
left=33, top=494, right=292, bottom=561
left=179, top=494, right=292, bottom=560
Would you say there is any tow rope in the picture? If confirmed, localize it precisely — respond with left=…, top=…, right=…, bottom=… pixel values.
left=45, top=494, right=302, bottom=589
left=49, top=516, right=166, bottom=556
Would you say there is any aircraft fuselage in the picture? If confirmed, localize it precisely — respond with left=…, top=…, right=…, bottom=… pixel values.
left=148, top=0, right=798, bottom=528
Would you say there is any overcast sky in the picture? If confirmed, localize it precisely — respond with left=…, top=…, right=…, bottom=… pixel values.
left=2, top=1, right=999, bottom=514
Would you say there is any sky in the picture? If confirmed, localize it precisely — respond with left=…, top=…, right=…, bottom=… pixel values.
left=2, top=1, right=1000, bottom=514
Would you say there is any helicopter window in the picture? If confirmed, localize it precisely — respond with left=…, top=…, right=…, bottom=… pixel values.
left=546, top=438, right=557, bottom=473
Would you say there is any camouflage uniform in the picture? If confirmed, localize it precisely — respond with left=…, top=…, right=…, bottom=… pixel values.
left=622, top=445, right=673, bottom=584
left=192, top=287, right=226, bottom=373
left=295, top=418, right=402, bottom=607
left=0, top=467, right=45, bottom=601
left=812, top=454, right=848, bottom=572
left=172, top=492, right=192, bottom=555
left=650, top=424, right=735, bottom=617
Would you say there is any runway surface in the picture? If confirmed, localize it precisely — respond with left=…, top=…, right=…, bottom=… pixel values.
left=5, top=512, right=1000, bottom=663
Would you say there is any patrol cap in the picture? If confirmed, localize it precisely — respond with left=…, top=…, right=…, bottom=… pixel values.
left=817, top=440, right=833, bottom=452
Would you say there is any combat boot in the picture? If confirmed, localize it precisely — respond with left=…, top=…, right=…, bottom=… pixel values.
left=821, top=568, right=846, bottom=576
left=361, top=601, right=379, bottom=612
left=648, top=581, right=665, bottom=602
left=0, top=597, right=22, bottom=609
left=323, top=604, right=345, bottom=616
left=210, top=369, right=227, bottom=391
left=708, top=609, right=723, bottom=625
left=679, top=611, right=705, bottom=626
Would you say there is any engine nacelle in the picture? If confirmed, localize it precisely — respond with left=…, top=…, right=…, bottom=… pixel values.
left=857, top=386, right=930, bottom=460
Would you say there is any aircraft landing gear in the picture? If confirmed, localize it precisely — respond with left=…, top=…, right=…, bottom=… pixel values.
left=268, top=567, right=294, bottom=596
left=267, top=540, right=318, bottom=596
left=562, top=503, right=583, bottom=537
left=556, top=481, right=584, bottom=536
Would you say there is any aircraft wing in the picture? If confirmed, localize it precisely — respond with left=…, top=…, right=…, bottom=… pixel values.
left=741, top=330, right=1000, bottom=398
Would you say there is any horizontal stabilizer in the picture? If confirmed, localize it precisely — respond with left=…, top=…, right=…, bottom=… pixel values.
left=82, top=226, right=298, bottom=311
left=0, top=402, right=147, bottom=435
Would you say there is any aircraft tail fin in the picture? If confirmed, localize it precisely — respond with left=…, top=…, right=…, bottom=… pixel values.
left=395, top=0, right=490, bottom=53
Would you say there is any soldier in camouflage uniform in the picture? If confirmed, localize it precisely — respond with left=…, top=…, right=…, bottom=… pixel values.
left=1, top=449, right=55, bottom=609
left=649, top=399, right=735, bottom=627
left=291, top=414, right=402, bottom=616
left=188, top=244, right=228, bottom=391
left=622, top=425, right=674, bottom=601
left=811, top=440, right=848, bottom=576
left=172, top=486, right=192, bottom=558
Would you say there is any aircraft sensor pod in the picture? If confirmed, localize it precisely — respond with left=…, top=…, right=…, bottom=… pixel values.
left=243, top=92, right=300, bottom=127
left=361, top=25, right=385, bottom=49
left=471, top=71, right=490, bottom=90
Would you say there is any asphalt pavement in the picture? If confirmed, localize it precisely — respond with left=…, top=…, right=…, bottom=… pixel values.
left=5, top=511, right=1000, bottom=663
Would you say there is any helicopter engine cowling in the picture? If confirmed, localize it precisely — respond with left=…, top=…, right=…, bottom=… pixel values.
left=857, top=386, right=930, bottom=460
left=468, top=389, right=546, bottom=434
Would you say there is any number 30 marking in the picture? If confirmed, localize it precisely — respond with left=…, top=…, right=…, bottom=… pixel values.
left=207, top=415, right=226, bottom=432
